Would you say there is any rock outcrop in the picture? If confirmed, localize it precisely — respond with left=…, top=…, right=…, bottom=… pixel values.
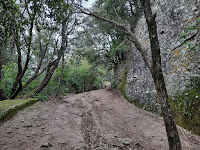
left=115, top=0, right=200, bottom=113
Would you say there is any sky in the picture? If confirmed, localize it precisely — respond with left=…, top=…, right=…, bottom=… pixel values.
left=82, top=0, right=96, bottom=8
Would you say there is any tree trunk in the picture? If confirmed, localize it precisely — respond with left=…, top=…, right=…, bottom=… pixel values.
left=11, top=28, right=54, bottom=98
left=141, top=0, right=182, bottom=149
left=10, top=2, right=36, bottom=99
left=10, top=35, right=23, bottom=99
left=57, top=54, right=65, bottom=96
left=31, top=19, right=68, bottom=96
left=33, top=59, right=60, bottom=95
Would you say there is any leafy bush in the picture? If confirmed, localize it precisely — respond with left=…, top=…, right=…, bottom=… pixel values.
left=106, top=43, right=128, bottom=66
left=55, top=59, right=111, bottom=94
left=33, top=94, right=48, bottom=101
left=1, top=63, right=18, bottom=96
left=37, top=59, right=114, bottom=95
left=1, top=57, right=113, bottom=99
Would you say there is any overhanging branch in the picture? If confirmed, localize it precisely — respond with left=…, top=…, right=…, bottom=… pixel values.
left=76, top=5, right=152, bottom=69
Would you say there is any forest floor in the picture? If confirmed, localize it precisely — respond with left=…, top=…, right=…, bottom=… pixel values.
left=0, top=89, right=200, bottom=150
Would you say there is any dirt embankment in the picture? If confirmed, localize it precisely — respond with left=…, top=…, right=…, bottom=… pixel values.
left=0, top=89, right=199, bottom=150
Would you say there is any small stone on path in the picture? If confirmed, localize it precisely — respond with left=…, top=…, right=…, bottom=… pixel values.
left=121, top=138, right=133, bottom=145
left=40, top=142, right=52, bottom=148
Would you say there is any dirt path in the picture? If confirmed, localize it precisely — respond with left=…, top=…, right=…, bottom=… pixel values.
left=0, top=89, right=200, bottom=150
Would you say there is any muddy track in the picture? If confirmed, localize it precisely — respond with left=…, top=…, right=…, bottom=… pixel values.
left=0, top=89, right=200, bottom=150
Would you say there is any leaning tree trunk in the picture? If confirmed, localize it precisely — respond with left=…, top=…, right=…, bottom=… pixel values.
left=31, top=19, right=68, bottom=96
left=10, top=37, right=23, bottom=99
left=10, top=13, right=35, bottom=99
left=32, top=48, right=64, bottom=96
left=33, top=59, right=60, bottom=95
left=141, top=0, right=182, bottom=149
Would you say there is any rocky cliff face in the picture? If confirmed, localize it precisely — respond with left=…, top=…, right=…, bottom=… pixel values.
left=115, top=0, right=200, bottom=113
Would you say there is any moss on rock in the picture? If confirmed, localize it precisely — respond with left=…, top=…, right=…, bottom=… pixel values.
left=0, top=98, right=38, bottom=123
left=119, top=69, right=155, bottom=112
left=120, top=69, right=128, bottom=99
left=170, top=77, right=200, bottom=136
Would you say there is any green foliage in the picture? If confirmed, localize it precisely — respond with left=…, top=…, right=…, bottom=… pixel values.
left=1, top=0, right=116, bottom=100
left=0, top=0, right=21, bottom=44
left=29, top=57, right=114, bottom=97
left=1, top=63, right=18, bottom=95
left=46, top=0, right=74, bottom=23
left=65, top=67, right=99, bottom=93
left=180, top=18, right=200, bottom=38
left=0, top=0, right=80, bottom=100
left=1, top=55, right=113, bottom=99
left=82, top=49, right=102, bottom=65
left=94, top=0, right=142, bottom=27
left=53, top=59, right=111, bottom=94
left=1, top=62, right=38, bottom=97
left=82, top=44, right=128, bottom=69
left=170, top=77, right=200, bottom=135
left=71, top=2, right=130, bottom=69
left=33, top=94, right=48, bottom=101
left=106, top=43, right=128, bottom=66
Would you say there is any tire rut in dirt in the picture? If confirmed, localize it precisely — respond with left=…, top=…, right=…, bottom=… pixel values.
left=81, top=110, right=104, bottom=149
left=78, top=96, right=109, bottom=150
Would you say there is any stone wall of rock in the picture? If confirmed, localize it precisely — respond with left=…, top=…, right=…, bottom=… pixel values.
left=115, top=0, right=200, bottom=113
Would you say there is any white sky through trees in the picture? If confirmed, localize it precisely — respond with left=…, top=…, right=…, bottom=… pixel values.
left=83, top=0, right=95, bottom=8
